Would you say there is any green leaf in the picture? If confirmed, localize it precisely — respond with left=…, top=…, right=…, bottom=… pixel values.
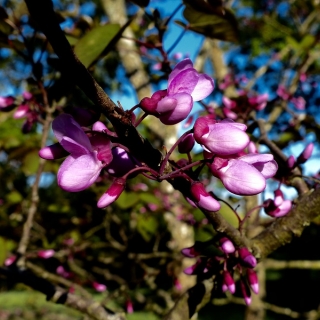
left=127, top=312, right=160, bottom=320
left=5, top=191, right=23, bottom=205
left=136, top=215, right=158, bottom=242
left=178, top=2, right=239, bottom=42
left=116, top=192, right=139, bottom=209
left=139, top=193, right=161, bottom=206
left=0, top=237, right=6, bottom=266
left=74, top=24, right=120, bottom=68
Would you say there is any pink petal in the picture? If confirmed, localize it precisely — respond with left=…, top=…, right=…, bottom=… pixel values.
left=13, top=105, right=29, bottom=119
left=53, top=114, right=92, bottom=151
left=202, top=124, right=249, bottom=155
left=168, top=68, right=199, bottom=96
left=156, top=96, right=177, bottom=114
left=168, top=58, right=193, bottom=86
left=159, top=93, right=193, bottom=125
left=57, top=153, right=103, bottom=192
left=39, top=143, right=69, bottom=160
left=60, top=136, right=90, bottom=156
left=191, top=74, right=214, bottom=101
left=218, top=160, right=266, bottom=195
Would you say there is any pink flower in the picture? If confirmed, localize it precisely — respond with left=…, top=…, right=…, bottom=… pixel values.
left=4, top=255, right=16, bottom=266
left=248, top=93, right=269, bottom=111
left=291, top=96, right=306, bottom=110
left=210, top=154, right=278, bottom=195
left=190, top=182, right=221, bottom=211
left=45, top=114, right=113, bottom=192
left=97, top=178, right=126, bottom=208
left=126, top=300, right=134, bottom=314
left=140, top=59, right=214, bottom=125
left=194, top=118, right=250, bottom=156
left=38, top=249, right=55, bottom=259
left=0, top=96, right=15, bottom=110
left=264, top=189, right=292, bottom=218
left=13, top=105, right=31, bottom=119
left=92, top=282, right=107, bottom=292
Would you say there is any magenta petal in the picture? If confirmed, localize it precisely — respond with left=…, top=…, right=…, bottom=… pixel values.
left=198, top=194, right=220, bottom=211
left=168, top=68, right=199, bottom=95
left=168, top=58, right=193, bottom=86
left=13, top=105, right=29, bottom=119
left=39, top=143, right=69, bottom=160
left=60, top=136, right=90, bottom=156
left=57, top=153, right=103, bottom=192
left=53, top=114, right=92, bottom=151
left=202, top=124, right=249, bottom=155
left=191, top=74, right=214, bottom=101
left=240, top=154, right=278, bottom=178
left=219, top=160, right=266, bottom=195
left=156, top=96, right=177, bottom=113
left=159, top=93, right=193, bottom=125
left=92, top=121, right=107, bottom=131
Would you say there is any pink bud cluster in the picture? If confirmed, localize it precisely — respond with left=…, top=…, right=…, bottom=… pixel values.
left=181, top=239, right=259, bottom=305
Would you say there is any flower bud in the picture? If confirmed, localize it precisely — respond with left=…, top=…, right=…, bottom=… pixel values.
left=178, top=133, right=195, bottom=153
left=38, top=249, right=55, bottom=259
left=126, top=300, right=134, bottom=314
left=219, top=237, right=235, bottom=254
left=190, top=182, right=220, bottom=212
left=13, top=105, right=29, bottom=119
left=297, top=143, right=314, bottom=164
left=247, top=269, right=259, bottom=294
left=238, top=247, right=257, bottom=268
left=287, top=155, right=296, bottom=170
left=223, top=270, right=235, bottom=294
left=4, top=255, right=16, bottom=266
left=181, top=245, right=200, bottom=258
left=97, top=178, right=126, bottom=208
left=92, top=282, right=107, bottom=292
left=240, top=279, right=251, bottom=305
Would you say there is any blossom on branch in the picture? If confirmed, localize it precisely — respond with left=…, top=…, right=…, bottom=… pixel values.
left=210, top=154, right=278, bottom=195
left=140, top=58, right=214, bottom=125
left=194, top=117, right=250, bottom=156
left=40, top=114, right=113, bottom=192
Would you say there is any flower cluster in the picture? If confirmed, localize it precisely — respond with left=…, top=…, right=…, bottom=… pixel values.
left=181, top=239, right=258, bottom=305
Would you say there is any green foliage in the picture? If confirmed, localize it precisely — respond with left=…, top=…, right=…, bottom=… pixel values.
left=176, top=1, right=239, bottom=42
left=74, top=24, right=121, bottom=68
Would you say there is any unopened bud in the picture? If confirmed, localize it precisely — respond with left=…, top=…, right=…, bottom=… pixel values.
left=247, top=269, right=259, bottom=294
left=238, top=247, right=257, bottom=268
left=38, top=249, right=55, bottom=259
left=178, top=133, right=195, bottom=153
left=240, top=279, right=251, bottom=305
left=219, top=237, right=235, bottom=254
left=223, top=270, right=235, bottom=294
left=287, top=155, right=296, bottom=170
left=190, top=182, right=220, bottom=212
left=97, top=178, right=126, bottom=208
left=297, top=143, right=314, bottom=164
